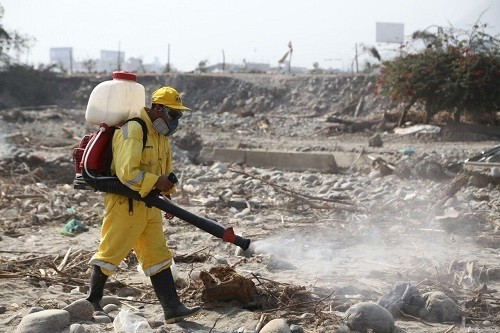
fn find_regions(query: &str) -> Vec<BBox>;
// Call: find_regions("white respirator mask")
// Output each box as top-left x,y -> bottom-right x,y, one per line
152,117 -> 178,137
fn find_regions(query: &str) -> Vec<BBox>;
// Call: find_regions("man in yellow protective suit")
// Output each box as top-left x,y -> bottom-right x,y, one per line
86,86 -> 201,323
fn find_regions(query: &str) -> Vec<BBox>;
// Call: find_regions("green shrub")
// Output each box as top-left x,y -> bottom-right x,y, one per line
375,23 -> 500,124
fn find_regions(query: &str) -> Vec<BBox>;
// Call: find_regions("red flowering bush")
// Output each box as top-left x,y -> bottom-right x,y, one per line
376,23 -> 499,124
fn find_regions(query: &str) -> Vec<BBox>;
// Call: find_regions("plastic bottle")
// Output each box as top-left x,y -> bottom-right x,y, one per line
85,71 -> 145,126
113,309 -> 153,333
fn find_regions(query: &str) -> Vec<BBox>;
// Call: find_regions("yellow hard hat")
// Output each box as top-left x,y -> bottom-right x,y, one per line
151,86 -> 191,110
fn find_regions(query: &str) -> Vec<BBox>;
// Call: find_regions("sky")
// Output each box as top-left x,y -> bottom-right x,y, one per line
1,0 -> 499,72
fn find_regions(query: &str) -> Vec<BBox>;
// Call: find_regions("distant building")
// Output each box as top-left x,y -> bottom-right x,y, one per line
142,57 -> 163,73
205,63 -> 237,72
244,62 -> 270,72
204,61 -> 307,74
205,62 -> 271,73
99,50 -> 125,72
124,57 -> 145,73
49,47 -> 73,72
123,56 -> 164,73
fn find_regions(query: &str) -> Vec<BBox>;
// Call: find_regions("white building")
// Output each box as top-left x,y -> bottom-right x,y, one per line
49,47 -> 73,72
99,50 -> 125,72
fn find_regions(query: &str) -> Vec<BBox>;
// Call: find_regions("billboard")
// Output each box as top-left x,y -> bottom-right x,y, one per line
376,22 -> 404,43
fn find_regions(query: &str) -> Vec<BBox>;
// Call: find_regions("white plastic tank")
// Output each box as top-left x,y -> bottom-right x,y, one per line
85,71 -> 145,126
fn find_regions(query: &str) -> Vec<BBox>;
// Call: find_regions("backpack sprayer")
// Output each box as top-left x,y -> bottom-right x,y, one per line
74,172 -> 250,251
73,71 -> 250,251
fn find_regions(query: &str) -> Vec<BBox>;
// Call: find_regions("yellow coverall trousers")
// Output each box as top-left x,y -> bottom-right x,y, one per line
90,193 -> 173,277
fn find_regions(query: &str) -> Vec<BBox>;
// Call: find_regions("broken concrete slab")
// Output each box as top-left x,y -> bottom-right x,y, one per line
332,151 -> 363,168
207,148 -> 339,173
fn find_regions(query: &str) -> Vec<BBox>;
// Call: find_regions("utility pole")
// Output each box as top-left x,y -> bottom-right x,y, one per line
166,43 -> 171,72
117,42 -> 121,71
354,43 -> 359,74
222,49 -> 225,71
69,48 -> 73,74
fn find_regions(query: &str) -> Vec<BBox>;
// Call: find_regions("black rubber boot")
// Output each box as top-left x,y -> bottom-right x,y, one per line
150,267 -> 201,324
86,265 -> 108,312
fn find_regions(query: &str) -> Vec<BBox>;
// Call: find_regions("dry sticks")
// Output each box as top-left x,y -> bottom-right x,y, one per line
229,168 -> 359,212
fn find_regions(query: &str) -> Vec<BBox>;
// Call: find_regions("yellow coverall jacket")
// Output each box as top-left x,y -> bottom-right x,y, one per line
91,107 -> 175,276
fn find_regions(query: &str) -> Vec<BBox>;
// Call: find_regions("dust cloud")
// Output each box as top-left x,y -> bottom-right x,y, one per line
248,208 -> 465,290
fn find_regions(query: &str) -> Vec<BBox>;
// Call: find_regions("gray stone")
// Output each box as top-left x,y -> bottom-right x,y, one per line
369,170 -> 383,179
353,188 -> 365,196
101,295 -> 120,307
63,299 -> 94,322
289,324 -> 304,333
197,175 -> 217,182
260,318 -> 292,333
236,328 -> 257,333
334,324 -> 351,333
344,302 -> 395,333
210,162 -> 228,174
356,191 -> 368,198
299,313 -> 314,319
369,133 -> 383,147
116,286 -> 141,297
103,303 -> 120,313
266,255 -> 297,271
185,178 -> 201,186
418,291 -> 460,323
325,191 -> 342,200
340,183 -> 353,190
94,315 -> 112,323
234,207 -> 251,218
15,309 -> 70,333
27,307 -> 44,314
227,198 -> 248,210
69,323 -> 86,333
491,167 -> 500,177
318,185 -> 330,194
303,174 -> 319,182
0,306 -> 6,314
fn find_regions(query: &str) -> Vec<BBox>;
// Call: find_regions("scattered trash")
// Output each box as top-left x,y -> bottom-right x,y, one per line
466,145 -> 500,163
66,206 -> 76,214
113,309 -> 152,333
394,124 -> 441,135
377,282 -> 424,317
367,155 -> 394,176
399,147 -> 415,156
59,218 -> 89,236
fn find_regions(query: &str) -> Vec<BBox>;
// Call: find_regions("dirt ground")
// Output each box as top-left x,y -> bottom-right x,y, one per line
0,75 -> 499,333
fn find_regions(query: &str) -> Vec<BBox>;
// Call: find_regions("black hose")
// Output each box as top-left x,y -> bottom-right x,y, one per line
85,177 -> 251,250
